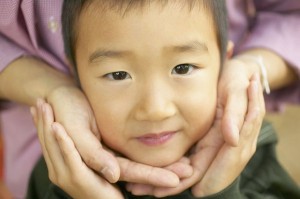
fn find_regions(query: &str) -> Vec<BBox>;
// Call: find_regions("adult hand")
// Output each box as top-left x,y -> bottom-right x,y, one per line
31,101 -> 124,199
126,74 -> 265,197
218,56 -> 261,146
45,86 -> 120,183
192,74 -> 265,196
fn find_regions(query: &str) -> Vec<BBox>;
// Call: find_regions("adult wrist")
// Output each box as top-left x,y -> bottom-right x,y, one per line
233,54 -> 270,94
233,55 -> 270,94
45,83 -> 82,104
0,56 -> 76,105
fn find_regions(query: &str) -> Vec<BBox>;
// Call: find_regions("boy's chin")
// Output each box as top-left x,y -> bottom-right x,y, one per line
131,153 -> 183,167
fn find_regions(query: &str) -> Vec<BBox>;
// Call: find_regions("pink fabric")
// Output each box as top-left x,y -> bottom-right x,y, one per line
0,0 -> 300,198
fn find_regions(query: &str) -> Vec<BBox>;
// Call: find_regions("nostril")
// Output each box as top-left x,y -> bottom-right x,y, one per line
134,103 -> 176,122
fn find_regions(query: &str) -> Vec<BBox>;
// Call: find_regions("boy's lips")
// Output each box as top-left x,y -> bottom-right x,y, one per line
136,131 -> 177,146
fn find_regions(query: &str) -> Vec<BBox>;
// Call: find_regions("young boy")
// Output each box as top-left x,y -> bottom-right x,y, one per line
26,0 -> 300,199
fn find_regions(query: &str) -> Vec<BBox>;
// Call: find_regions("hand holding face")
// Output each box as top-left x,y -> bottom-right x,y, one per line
126,73 -> 265,197
45,86 -> 120,183
31,100 -> 124,199
191,73 -> 265,196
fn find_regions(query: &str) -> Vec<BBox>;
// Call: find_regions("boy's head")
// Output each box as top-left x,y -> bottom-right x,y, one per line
62,0 -> 228,167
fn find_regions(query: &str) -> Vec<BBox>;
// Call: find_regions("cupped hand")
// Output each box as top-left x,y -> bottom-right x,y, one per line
45,86 -> 120,183
31,100 -> 124,199
191,73 -> 265,196
218,56 -> 261,146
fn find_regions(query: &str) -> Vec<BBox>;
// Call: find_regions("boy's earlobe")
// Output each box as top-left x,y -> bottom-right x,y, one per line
226,41 -> 234,58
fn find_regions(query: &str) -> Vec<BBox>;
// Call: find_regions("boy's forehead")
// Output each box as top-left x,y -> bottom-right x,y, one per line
77,0 -> 215,48
73,0 -> 221,69
82,0 -> 210,17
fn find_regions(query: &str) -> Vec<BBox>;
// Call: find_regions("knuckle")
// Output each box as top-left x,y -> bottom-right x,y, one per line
55,176 -> 67,188
83,154 -> 97,168
70,174 -> 82,187
145,167 -> 155,183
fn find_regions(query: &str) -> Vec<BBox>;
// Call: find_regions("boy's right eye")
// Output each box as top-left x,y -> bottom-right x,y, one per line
104,71 -> 131,80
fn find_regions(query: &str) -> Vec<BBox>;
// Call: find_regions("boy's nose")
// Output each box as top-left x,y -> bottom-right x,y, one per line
134,83 -> 176,122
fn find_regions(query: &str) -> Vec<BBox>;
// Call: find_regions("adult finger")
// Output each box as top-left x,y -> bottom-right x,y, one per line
241,73 -> 265,147
52,122 -> 85,174
42,102 -> 67,179
70,130 -> 120,183
192,78 -> 264,196
35,99 -> 55,176
118,157 -> 179,188
219,84 -> 248,146
48,86 -> 120,183
164,157 -> 193,179
145,170 -> 201,197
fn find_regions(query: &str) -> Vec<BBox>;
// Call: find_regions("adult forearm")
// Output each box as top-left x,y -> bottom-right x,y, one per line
0,56 -> 75,106
235,48 -> 298,91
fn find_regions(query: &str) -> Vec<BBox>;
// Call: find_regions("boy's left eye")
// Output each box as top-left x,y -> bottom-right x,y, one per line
171,64 -> 197,75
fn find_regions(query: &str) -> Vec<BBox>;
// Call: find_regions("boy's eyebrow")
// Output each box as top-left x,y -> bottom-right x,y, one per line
88,40 -> 208,63
89,49 -> 129,63
168,40 -> 209,53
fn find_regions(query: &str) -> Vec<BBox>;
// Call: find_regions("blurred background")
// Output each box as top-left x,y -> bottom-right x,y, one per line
266,104 -> 300,185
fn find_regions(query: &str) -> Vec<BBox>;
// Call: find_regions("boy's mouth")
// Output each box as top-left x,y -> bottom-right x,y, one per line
136,131 -> 177,146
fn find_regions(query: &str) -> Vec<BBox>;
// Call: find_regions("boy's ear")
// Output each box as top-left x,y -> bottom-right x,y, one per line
226,40 -> 234,58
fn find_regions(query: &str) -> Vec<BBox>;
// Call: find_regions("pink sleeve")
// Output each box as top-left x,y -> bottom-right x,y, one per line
0,34 -> 30,73
237,2 -> 300,111
240,12 -> 300,76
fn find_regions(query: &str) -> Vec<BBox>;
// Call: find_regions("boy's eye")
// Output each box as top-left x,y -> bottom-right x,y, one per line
105,71 -> 131,80
172,64 -> 196,75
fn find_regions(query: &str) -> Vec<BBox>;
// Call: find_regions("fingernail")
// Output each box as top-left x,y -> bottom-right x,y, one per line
101,167 -> 116,183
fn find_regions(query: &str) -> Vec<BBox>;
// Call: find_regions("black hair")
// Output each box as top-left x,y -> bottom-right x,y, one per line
62,0 -> 228,75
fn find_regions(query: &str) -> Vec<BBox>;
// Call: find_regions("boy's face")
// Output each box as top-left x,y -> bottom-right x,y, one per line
76,2 -> 221,167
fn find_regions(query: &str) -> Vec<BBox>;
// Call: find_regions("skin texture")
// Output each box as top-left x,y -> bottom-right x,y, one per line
76,2 -> 220,167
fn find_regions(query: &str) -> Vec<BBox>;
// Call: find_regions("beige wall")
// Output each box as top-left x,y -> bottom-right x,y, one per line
266,105 -> 300,185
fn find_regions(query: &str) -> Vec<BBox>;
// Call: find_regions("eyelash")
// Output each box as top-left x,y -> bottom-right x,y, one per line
171,64 -> 198,75
104,71 -> 131,80
103,63 -> 198,81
